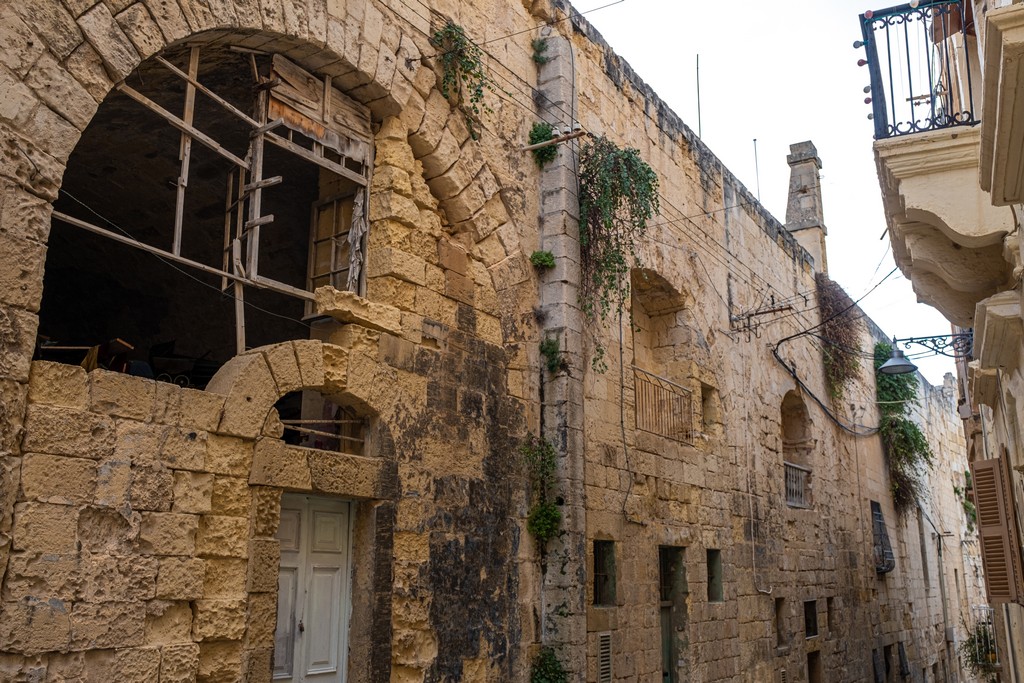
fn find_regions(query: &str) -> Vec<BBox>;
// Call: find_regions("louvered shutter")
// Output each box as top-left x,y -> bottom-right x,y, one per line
971,457 -> 1024,603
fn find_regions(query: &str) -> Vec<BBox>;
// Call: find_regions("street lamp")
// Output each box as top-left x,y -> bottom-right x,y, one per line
877,332 -> 973,376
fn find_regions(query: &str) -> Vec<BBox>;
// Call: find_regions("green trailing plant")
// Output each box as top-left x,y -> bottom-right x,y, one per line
875,341 -> 934,515
577,135 -> 659,367
529,122 -> 558,167
816,273 -> 861,402
521,435 -> 561,545
430,21 -> 497,140
530,249 -> 556,270
531,37 -> 551,65
958,620 -> 999,680
539,337 -> 567,374
530,646 -> 568,683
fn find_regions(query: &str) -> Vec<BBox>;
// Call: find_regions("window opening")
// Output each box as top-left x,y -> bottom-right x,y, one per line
782,391 -> 813,508
659,546 -> 688,683
917,509 -> 931,588
700,382 -> 719,435
825,597 -> 834,637
804,600 -> 818,638
274,391 -> 368,456
43,45 -> 371,376
872,501 -> 896,574
593,540 -> 616,606
706,549 -> 723,602
775,598 -> 788,648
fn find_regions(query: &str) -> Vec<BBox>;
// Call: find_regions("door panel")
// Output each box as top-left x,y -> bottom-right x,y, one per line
275,566 -> 298,678
306,565 -> 342,675
274,494 -> 351,683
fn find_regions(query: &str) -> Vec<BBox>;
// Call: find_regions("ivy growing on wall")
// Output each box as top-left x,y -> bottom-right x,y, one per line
874,341 -> 934,514
521,435 -> 561,544
816,273 -> 861,402
430,22 -> 498,140
577,135 -> 659,366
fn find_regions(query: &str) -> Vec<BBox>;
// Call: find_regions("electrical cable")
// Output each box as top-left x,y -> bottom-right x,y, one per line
768,267 -> 899,437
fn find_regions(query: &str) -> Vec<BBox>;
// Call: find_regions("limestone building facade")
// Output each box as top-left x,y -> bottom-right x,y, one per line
0,0 -> 987,681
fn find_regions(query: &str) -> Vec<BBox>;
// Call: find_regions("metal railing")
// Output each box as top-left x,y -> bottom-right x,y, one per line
965,606 -> 1000,671
784,462 -> 812,508
871,501 -> 896,574
859,0 -> 978,139
633,367 -> 694,445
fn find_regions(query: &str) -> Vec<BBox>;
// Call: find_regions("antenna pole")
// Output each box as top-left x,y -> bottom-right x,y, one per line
753,138 -> 761,201
696,54 -> 702,138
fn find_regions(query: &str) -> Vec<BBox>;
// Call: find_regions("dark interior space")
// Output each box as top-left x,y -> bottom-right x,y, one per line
38,45 -> 334,386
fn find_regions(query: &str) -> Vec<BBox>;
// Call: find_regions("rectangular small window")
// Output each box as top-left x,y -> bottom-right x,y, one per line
825,597 -> 834,637
706,549 -> 723,602
593,540 -> 616,606
804,600 -> 818,638
775,597 -> 788,647
659,546 -> 685,602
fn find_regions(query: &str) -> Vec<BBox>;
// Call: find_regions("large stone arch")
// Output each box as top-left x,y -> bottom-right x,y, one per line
0,0 -> 521,330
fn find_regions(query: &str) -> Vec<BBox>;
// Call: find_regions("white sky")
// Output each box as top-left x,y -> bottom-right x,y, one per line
579,0 -> 958,386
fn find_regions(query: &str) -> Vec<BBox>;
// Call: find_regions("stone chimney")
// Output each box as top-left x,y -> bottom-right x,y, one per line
785,141 -> 828,273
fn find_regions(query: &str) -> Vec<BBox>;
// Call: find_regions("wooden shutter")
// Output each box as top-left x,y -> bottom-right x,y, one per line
971,457 -> 1024,604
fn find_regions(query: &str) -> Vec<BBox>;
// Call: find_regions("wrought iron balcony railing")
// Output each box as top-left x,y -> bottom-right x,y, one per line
859,0 -> 979,139
633,367 -> 694,445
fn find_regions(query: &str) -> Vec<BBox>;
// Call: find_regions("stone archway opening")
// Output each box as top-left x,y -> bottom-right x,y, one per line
37,38 -> 371,386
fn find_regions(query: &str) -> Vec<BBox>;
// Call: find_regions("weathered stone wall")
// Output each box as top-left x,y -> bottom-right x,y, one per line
0,0 -> 986,681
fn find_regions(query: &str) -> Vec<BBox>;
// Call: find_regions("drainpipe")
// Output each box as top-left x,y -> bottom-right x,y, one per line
919,506 -> 957,683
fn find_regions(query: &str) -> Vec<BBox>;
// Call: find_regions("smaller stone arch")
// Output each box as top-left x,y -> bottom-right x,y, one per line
206,337 -> 400,681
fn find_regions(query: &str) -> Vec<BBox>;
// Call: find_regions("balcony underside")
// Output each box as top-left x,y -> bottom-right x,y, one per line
876,127 -> 1015,327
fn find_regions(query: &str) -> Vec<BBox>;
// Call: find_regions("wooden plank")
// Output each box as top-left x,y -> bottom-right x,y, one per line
245,214 -> 275,229
155,55 -> 261,128
172,47 -> 200,257
243,176 -> 283,192
264,131 -> 368,186
232,239 -> 246,355
246,89 -> 267,279
53,210 -> 248,285
53,210 -> 315,302
116,83 -> 247,168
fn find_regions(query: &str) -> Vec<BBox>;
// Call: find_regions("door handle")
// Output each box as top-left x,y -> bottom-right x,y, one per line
298,620 -> 304,634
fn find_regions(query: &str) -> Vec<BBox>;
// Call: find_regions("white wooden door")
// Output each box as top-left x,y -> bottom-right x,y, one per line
274,494 -> 352,682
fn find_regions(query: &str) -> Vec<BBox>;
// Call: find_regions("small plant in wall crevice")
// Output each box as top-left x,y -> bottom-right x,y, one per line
530,249 -> 556,270
529,122 -> 559,167
539,336 -> 567,374
530,646 -> 568,683
521,435 -> 561,545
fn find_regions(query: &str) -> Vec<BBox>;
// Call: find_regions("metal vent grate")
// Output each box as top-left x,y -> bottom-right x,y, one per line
598,632 -> 612,683
780,669 -> 788,683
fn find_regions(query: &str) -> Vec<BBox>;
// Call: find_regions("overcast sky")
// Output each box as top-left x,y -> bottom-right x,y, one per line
578,0 -> 957,386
